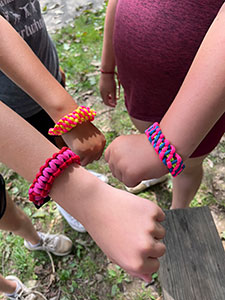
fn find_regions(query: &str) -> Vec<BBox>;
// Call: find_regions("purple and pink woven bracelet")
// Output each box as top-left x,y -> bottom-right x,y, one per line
29,147 -> 80,208
145,122 -> 185,177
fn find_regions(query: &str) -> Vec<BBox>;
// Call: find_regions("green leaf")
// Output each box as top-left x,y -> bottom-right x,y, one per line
111,284 -> 118,297
108,269 -> 117,278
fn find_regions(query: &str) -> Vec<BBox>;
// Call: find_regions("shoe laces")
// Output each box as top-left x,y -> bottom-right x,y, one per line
14,288 -> 47,300
39,232 -> 59,252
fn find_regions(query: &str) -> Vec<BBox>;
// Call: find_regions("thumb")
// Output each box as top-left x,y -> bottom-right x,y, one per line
104,146 -> 110,162
139,273 -> 152,283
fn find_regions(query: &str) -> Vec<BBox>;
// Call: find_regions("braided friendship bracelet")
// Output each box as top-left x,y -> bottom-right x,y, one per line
100,68 -> 116,75
29,147 -> 80,208
48,106 -> 96,136
145,122 -> 185,177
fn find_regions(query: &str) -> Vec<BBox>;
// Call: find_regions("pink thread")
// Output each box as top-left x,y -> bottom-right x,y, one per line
29,147 -> 80,208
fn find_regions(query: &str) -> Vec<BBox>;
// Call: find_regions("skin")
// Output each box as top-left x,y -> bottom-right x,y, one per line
0,101 -> 166,283
0,13 -> 164,291
0,16 -> 105,166
0,6 -> 166,295
101,1 -> 225,208
0,193 -> 41,295
99,0 -> 118,107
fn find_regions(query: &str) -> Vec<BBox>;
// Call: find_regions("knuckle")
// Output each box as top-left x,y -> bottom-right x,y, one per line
148,223 -> 157,234
159,244 -> 166,257
160,226 -> 166,238
152,260 -> 160,273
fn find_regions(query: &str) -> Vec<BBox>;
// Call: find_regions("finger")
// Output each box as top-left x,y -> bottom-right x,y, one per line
142,257 -> 160,274
95,151 -> 103,161
108,100 -> 116,107
112,167 -> 123,182
128,270 -> 152,283
153,207 -> 166,222
141,239 -> 166,258
92,149 -> 104,162
100,92 -> 110,106
139,274 -> 152,283
154,222 -> 166,240
80,156 -> 91,166
108,91 -> 117,107
107,95 -> 116,107
107,158 -> 123,182
129,257 -> 160,277
102,93 -> 114,107
150,240 -> 166,258
104,146 -> 110,162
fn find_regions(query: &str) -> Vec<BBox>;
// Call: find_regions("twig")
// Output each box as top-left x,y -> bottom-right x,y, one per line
1,250 -> 5,274
46,251 -> 56,288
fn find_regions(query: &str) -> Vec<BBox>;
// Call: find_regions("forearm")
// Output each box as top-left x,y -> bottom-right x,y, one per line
0,16 -> 77,122
0,101 -> 97,220
0,101 -> 60,180
101,0 -> 118,71
160,4 -> 225,160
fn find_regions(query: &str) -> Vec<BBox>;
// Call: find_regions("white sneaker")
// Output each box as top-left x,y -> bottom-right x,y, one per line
24,232 -> 73,256
56,170 -> 108,232
125,175 -> 168,194
5,275 -> 46,300
56,203 -> 87,233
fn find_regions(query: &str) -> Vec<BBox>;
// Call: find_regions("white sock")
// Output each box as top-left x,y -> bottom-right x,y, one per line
5,281 -> 20,297
26,233 -> 42,248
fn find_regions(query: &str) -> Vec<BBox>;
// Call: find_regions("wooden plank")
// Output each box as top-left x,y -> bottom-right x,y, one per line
159,206 -> 225,300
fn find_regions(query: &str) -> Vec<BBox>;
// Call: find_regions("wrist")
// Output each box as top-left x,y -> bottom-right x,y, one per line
100,59 -> 116,73
159,121 -> 190,161
48,106 -> 96,136
29,147 -> 80,208
50,166 -> 106,226
100,68 -> 116,74
145,123 -> 185,177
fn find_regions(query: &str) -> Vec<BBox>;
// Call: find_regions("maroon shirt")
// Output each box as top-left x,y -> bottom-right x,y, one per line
114,0 -> 225,157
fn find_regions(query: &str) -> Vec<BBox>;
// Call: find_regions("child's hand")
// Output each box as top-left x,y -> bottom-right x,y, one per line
105,134 -> 168,186
99,73 -> 117,107
82,181 -> 166,282
52,166 -> 166,282
62,122 -> 106,166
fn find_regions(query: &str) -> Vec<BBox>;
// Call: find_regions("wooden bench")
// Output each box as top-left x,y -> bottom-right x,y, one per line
159,206 -> 225,300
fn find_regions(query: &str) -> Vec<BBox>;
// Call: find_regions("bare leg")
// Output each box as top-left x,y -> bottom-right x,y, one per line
0,193 -> 40,295
0,191 -> 40,245
171,155 -> 207,209
0,274 -> 16,294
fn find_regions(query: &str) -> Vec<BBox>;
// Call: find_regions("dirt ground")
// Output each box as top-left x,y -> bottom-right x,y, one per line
41,0 -> 104,33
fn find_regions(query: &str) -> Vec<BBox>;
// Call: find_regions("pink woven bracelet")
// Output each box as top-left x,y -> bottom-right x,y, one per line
145,122 -> 185,177
29,147 -> 80,208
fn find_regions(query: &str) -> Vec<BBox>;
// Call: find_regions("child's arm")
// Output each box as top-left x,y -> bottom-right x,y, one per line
99,0 -> 118,107
105,3 -> 225,186
0,16 -> 105,166
0,100 -> 166,282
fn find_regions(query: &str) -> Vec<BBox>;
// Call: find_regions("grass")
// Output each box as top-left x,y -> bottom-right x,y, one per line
0,2 -> 224,299
54,4 -> 105,96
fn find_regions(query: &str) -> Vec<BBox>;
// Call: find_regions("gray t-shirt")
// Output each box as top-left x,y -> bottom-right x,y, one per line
0,0 -> 61,118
